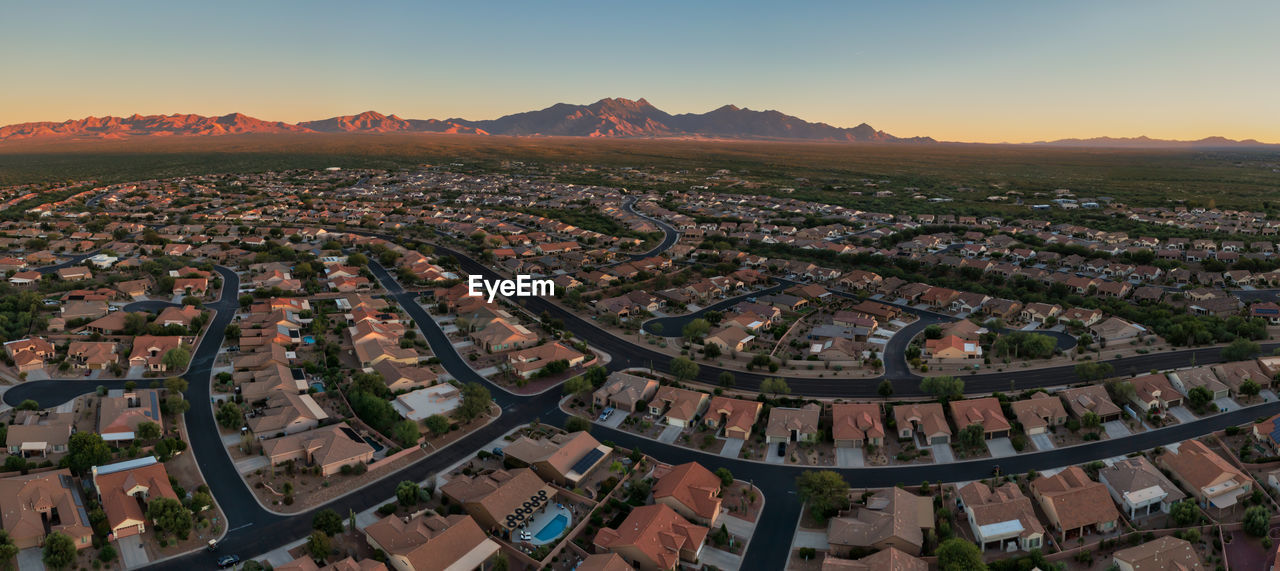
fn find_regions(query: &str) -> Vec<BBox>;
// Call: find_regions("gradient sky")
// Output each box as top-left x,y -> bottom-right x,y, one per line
3,1 -> 1277,143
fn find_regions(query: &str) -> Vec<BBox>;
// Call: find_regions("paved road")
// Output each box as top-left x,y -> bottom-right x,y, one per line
31,250 -> 101,275
123,300 -> 182,313
622,197 -> 680,261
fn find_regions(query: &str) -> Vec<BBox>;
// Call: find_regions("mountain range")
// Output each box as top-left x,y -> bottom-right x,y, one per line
0,98 -> 931,143
0,98 -> 1272,147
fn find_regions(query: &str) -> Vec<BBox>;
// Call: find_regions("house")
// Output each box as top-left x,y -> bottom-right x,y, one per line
501,431 -> 611,486
1099,456 -> 1186,519
831,404 -> 884,448
354,337 -> 419,372
115,279 -> 150,299
1020,302 -> 1061,323
506,341 -> 587,379
1211,359 -> 1272,395
766,404 -> 822,444
1112,536 -> 1204,571
91,457 -> 179,540
7,271 -> 40,287
649,386 -> 710,428
128,336 -> 189,372
249,391 -> 329,437
653,462 -> 723,526
0,469 -> 94,550
704,396 -> 762,440
1158,440 -> 1253,511
593,504 -> 708,571
275,557 -> 387,571
949,397 -> 1011,440
470,318 -> 538,352
956,482 -> 1046,552
1090,317 -> 1146,345
6,411 -> 74,456
61,299 -> 110,321
363,512 -> 499,571
372,360 -> 438,393
893,403 -> 951,445
56,266 -> 92,281
67,341 -> 119,370
97,389 -> 163,443
1009,392 -> 1068,435
1060,307 -> 1103,326
1030,466 -> 1120,538
818,548 -> 927,571
704,325 -> 755,353
924,335 -> 982,361
155,305 -> 203,328
4,337 -> 56,373
593,372 -> 659,412
827,487 -> 934,556
1057,385 -> 1123,422
261,423 -> 375,476
1253,414 -> 1280,452
439,468 -> 556,532
1128,373 -> 1183,415
1168,366 -> 1230,400
1250,302 -> 1280,325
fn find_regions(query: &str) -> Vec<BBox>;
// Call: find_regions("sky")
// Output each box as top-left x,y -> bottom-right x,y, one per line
2,1 -> 1278,143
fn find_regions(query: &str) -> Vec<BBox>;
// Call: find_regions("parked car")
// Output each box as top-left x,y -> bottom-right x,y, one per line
217,555 -> 240,569
776,442 -> 786,457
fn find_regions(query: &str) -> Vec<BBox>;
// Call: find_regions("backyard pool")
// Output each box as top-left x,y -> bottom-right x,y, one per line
528,506 -> 572,545
302,335 -> 316,344
309,382 -> 325,393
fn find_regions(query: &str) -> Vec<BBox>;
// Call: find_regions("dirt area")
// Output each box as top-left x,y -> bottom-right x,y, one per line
884,438 -> 935,465
722,482 -> 763,522
143,415 -> 228,561
786,548 -> 826,570
246,447 -> 427,513
286,528 -> 377,564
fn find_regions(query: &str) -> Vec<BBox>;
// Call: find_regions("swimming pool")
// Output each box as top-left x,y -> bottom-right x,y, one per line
533,513 -> 569,543
309,382 -> 325,393
303,335 -> 316,344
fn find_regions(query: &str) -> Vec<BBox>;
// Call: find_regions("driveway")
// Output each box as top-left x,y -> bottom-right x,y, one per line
1167,406 -> 1197,424
1030,432 -> 1055,450
1215,397 -> 1242,413
235,456 -> 269,474
765,442 -> 787,464
836,447 -> 865,467
126,365 -> 147,377
931,443 -> 955,463
987,437 -> 1017,458
597,412 -> 627,429
720,437 -> 746,459
720,513 -> 756,539
791,530 -> 829,550
657,424 -> 683,444
117,536 -> 149,569
1103,420 -> 1132,439
699,546 -> 742,571
17,548 -> 44,571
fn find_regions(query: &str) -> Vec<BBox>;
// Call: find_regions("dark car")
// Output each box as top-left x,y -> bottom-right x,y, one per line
776,442 -> 786,457
217,555 -> 240,568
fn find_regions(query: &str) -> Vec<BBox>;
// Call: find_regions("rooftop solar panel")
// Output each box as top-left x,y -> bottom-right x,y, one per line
570,448 -> 605,475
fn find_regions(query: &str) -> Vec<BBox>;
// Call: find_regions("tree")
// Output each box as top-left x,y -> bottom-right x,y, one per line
1170,499 -> 1199,526
958,424 -> 985,450
1223,338 -> 1262,362
148,497 -> 193,538
1081,412 -> 1101,430
64,432 -> 112,475
936,537 -> 987,571
491,552 -> 509,571
0,530 -> 17,568
307,530 -> 332,562
703,342 -> 721,359
563,375 -> 593,397
41,532 -> 76,570
718,371 -> 735,387
565,416 -> 592,433
760,377 -> 790,396
682,318 -> 711,342
396,481 -> 421,507
216,401 -> 244,429
670,357 -> 700,382
1187,386 -> 1214,412
187,492 -> 213,513
1075,361 -> 1114,381
920,376 -> 964,399
715,467 -> 734,487
877,380 -> 894,399
1241,380 -> 1262,401
313,509 -> 344,536
161,347 -> 191,372
137,421 -> 162,440
163,394 -> 190,416
392,420 -> 420,446
164,376 -> 189,394
457,382 -> 491,422
796,470 -> 849,521
924,325 -> 943,339
16,400 -> 39,411
424,414 -> 450,436
1245,505 -> 1271,537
